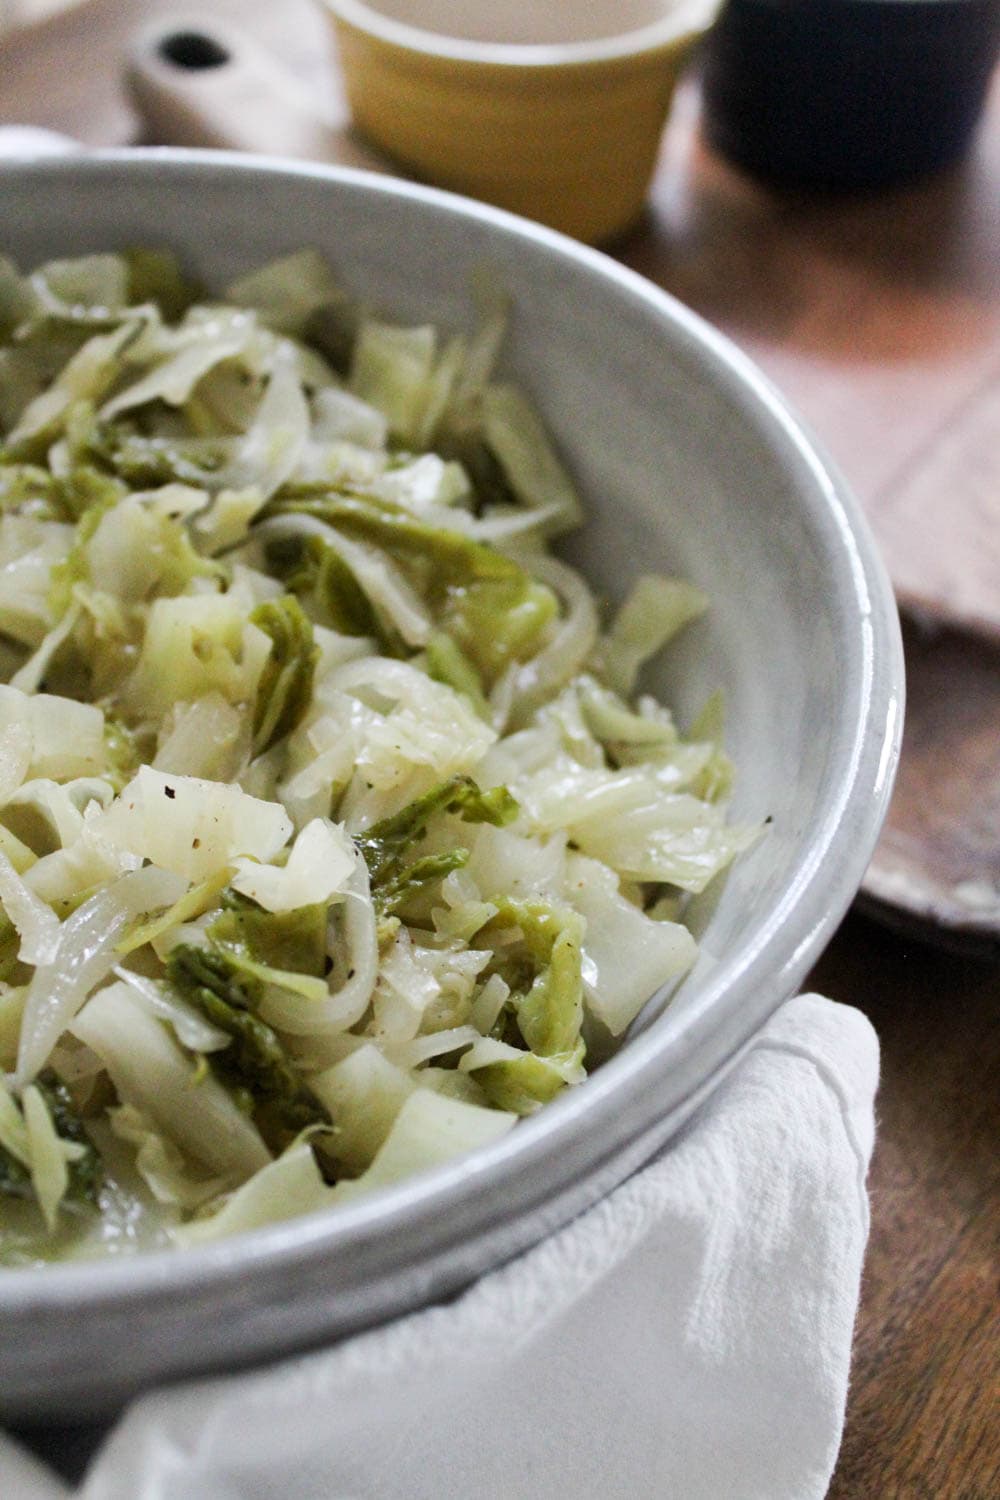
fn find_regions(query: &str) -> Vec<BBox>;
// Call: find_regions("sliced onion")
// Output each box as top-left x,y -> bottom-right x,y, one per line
23,1083 -> 68,1230
10,602 -> 82,695
219,354 -> 310,500
0,849 -> 61,966
387,1025 -> 481,1069
505,554 -> 598,729
16,864 -> 185,1086
259,860 -> 377,1036
254,514 -> 432,646
111,965 -> 231,1054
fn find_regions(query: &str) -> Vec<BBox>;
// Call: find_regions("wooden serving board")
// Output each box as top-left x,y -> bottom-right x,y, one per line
630,72 -> 1000,947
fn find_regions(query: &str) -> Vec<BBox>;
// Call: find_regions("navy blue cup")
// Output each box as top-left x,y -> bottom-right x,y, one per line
701,0 -> 1000,191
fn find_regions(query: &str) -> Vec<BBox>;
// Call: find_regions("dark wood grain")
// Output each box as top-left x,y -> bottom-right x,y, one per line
626,66 -> 1000,641
809,917 -> 1000,1500
862,620 -> 1000,948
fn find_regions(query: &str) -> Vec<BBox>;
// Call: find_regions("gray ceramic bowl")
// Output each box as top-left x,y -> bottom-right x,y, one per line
0,151 -> 903,1419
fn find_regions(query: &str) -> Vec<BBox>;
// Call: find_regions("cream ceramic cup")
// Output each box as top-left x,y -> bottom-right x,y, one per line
321,0 -> 719,243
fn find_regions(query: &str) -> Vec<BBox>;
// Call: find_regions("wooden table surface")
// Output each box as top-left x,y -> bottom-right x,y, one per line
1,3 -> 998,1494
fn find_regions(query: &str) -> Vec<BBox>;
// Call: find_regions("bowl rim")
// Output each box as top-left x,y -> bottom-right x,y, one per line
321,0 -> 719,68
0,150 -> 903,1385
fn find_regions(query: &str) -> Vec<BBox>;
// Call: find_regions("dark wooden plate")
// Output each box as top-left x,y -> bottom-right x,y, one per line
860,614 -> 1000,953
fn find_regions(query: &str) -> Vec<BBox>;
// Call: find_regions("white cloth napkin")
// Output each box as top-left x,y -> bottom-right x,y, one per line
3,992 -> 878,1500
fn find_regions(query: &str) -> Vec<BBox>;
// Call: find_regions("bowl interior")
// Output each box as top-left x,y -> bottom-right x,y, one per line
0,153 -> 901,1415
4,154 -> 854,1027
0,145 -> 893,1227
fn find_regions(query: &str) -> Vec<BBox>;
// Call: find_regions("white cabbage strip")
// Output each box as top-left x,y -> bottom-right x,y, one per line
16,865 -> 186,1086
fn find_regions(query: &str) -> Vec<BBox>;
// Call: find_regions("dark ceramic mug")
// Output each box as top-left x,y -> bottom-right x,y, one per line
701,0 -> 1000,191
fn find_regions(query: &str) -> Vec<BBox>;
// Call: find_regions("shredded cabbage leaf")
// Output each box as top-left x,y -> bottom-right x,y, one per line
0,248 -> 759,1263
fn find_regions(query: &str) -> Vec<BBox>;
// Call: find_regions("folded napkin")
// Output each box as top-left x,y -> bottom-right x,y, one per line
3,992 -> 878,1500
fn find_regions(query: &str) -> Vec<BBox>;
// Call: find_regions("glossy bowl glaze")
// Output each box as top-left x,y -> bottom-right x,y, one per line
321,0 -> 719,243
0,151 -> 902,1418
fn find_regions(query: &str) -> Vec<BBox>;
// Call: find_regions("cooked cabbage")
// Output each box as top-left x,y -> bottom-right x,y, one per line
0,248 -> 758,1263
